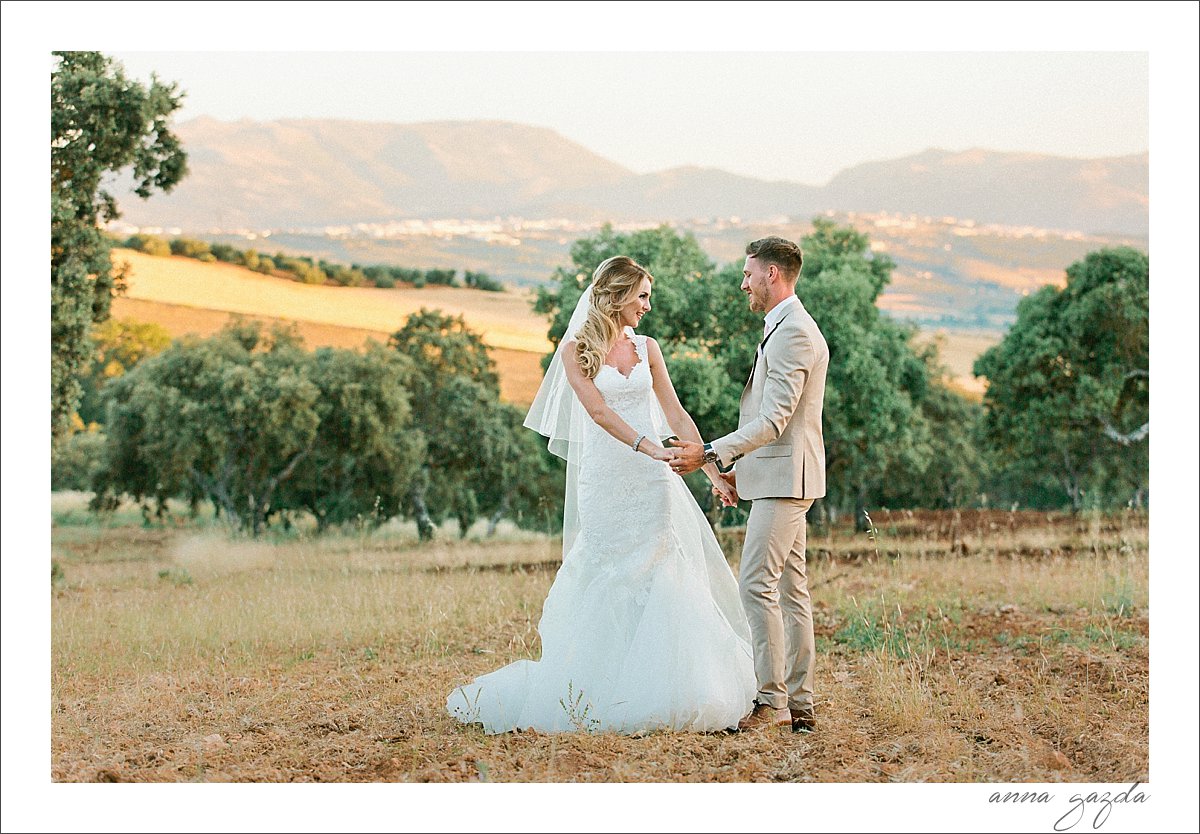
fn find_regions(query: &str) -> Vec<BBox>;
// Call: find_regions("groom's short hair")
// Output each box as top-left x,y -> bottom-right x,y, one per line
746,237 -> 803,283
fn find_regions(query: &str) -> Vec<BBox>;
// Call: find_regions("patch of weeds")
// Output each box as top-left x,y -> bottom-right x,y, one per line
831,600 -> 913,658
1100,582 -> 1137,618
936,602 -> 966,625
559,681 -> 599,733
1005,624 -> 1142,654
448,685 -> 485,729
1083,623 -> 1144,650
157,567 -> 194,587
52,560 -> 66,586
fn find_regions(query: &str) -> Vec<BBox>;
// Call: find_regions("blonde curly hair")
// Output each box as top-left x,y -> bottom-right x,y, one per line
574,256 -> 653,379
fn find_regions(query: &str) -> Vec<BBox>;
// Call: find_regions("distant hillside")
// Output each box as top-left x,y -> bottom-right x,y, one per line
117,118 -> 633,229
822,148 -> 1149,235
521,166 -> 824,223
115,118 -> 1148,235
110,248 -> 995,404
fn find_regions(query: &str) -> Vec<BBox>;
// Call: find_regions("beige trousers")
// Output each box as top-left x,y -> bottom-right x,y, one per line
740,497 -> 816,710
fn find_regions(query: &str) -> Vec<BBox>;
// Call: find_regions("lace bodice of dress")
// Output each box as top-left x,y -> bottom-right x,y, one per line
585,332 -> 657,454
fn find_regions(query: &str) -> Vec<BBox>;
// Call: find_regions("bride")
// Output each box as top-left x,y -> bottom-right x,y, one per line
446,256 -> 755,734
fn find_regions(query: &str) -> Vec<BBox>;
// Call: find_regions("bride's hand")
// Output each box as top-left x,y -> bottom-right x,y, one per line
641,441 -> 673,462
711,472 -> 739,507
705,472 -> 734,506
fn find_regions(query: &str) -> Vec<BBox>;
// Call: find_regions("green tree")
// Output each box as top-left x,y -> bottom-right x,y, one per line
169,237 -> 214,261
464,270 -> 504,292
975,247 -> 1149,510
51,51 -> 187,441
798,220 -> 935,525
386,309 -> 537,537
93,323 -> 321,535
879,360 -> 987,510
51,428 -> 107,492
76,318 -> 172,426
275,344 -> 425,532
123,234 -> 171,257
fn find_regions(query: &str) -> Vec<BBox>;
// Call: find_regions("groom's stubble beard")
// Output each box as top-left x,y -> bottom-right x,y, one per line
747,285 -> 768,314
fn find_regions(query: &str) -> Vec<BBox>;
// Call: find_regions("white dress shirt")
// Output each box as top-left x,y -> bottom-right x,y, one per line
762,295 -> 799,341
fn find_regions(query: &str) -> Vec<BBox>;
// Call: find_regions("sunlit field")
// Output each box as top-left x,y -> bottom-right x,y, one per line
108,296 -> 545,407
50,492 -> 1147,783
109,249 -> 550,406
108,248 -> 1004,409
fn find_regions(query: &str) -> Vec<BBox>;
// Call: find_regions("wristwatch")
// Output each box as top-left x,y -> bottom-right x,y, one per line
702,443 -> 720,465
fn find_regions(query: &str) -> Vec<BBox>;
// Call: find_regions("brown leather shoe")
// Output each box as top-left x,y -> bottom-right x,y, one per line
737,702 -> 790,732
790,706 -> 816,733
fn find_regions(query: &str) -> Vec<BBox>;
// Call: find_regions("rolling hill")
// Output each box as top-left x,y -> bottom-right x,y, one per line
109,248 -> 994,404
114,118 -> 1148,236
109,249 -> 552,405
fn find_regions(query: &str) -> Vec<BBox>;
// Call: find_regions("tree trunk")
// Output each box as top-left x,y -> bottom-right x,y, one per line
809,498 -> 828,536
410,486 -> 435,541
1130,484 -> 1146,510
1060,450 -> 1083,514
854,486 -> 871,533
486,496 -> 510,537
253,448 -> 310,537
191,465 -> 242,531
826,502 -> 841,528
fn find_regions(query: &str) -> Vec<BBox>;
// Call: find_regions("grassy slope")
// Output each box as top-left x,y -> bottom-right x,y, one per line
112,249 -> 550,406
111,248 -> 996,404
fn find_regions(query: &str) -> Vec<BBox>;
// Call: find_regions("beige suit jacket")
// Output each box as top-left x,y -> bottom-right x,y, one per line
710,299 -> 828,501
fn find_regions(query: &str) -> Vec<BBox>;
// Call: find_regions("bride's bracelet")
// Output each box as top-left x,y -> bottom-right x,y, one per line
632,433 -> 646,453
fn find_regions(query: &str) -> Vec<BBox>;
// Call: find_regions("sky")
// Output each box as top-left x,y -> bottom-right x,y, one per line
3,3 -> 1199,832
105,50 -> 1150,186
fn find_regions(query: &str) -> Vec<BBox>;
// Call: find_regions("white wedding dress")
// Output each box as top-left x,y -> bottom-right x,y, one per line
446,333 -> 756,734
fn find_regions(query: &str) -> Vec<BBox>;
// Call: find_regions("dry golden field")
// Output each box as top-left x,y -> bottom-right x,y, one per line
110,296 -> 546,407
112,249 -> 551,354
913,330 -> 1002,399
109,249 -> 999,406
50,493 -> 1148,785
111,249 -> 551,406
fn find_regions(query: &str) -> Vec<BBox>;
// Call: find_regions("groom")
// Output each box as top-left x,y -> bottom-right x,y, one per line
669,236 -> 828,733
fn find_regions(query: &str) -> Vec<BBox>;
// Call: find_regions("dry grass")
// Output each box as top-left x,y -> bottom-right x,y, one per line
912,330 -> 1002,399
113,249 -> 551,354
110,249 -> 1001,407
50,496 -> 1148,784
109,296 -> 545,406
110,248 -> 550,406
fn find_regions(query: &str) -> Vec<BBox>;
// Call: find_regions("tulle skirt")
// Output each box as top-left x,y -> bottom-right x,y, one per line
447,459 -> 755,734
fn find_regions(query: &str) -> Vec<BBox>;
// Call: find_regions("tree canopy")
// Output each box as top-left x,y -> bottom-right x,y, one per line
975,247 -> 1149,509
51,51 -> 187,441
388,309 -> 555,538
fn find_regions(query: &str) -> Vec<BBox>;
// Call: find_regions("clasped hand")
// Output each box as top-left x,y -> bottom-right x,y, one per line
657,438 -> 739,507
640,440 -> 673,462
711,471 -> 738,507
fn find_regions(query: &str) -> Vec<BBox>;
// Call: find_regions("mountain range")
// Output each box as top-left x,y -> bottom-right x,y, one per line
114,118 -> 1149,236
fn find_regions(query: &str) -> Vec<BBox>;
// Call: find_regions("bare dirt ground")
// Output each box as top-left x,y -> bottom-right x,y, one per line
51,501 -> 1148,784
